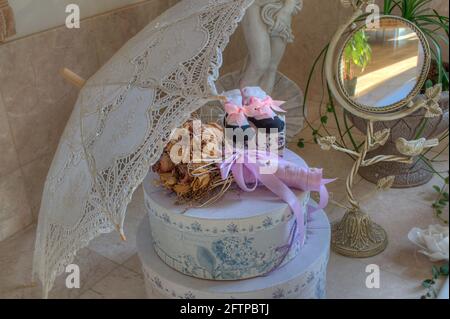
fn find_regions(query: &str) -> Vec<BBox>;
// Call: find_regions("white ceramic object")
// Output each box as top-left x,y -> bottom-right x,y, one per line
137,207 -> 330,299
240,0 -> 303,93
143,150 -> 310,281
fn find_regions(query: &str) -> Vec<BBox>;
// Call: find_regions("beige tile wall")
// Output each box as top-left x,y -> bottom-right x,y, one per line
0,0 -> 448,241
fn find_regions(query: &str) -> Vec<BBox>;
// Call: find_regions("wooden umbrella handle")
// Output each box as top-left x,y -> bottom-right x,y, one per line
60,68 -> 228,107
60,68 -> 86,89
0,0 -> 16,42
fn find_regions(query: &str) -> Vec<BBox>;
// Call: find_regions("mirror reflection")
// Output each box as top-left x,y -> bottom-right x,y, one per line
340,18 -> 426,109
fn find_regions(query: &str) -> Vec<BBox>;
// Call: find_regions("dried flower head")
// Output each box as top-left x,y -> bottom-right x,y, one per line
191,171 -> 211,192
158,153 -> 175,173
160,173 -> 177,188
173,183 -> 191,196
152,120 -> 228,205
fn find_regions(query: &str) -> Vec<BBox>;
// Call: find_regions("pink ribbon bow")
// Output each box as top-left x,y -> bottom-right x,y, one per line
224,102 -> 249,127
245,96 -> 286,120
220,151 -> 334,247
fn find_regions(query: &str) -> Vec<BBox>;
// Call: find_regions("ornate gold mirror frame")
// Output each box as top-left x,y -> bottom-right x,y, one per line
322,0 -> 442,258
336,16 -> 431,117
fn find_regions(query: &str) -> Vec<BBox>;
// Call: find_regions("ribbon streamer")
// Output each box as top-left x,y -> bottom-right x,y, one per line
220,151 -> 334,246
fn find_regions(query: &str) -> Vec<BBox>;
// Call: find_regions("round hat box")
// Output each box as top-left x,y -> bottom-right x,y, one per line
137,207 -> 330,299
143,150 -> 310,281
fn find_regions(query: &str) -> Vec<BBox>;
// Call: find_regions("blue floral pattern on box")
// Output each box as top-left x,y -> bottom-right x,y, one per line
143,220 -> 330,299
174,236 -> 294,280
263,217 -> 274,228
145,251 -> 329,299
144,195 -> 308,235
145,187 -> 311,281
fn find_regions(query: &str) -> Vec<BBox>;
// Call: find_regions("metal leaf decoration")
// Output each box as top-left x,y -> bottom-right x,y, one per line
407,97 -> 426,109
425,84 -> 442,102
340,0 -> 354,8
424,102 -> 444,118
407,84 -> 442,118
376,176 -> 396,191
340,0 -> 374,9
424,84 -> 443,118
372,128 -> 390,148
317,136 -> 337,151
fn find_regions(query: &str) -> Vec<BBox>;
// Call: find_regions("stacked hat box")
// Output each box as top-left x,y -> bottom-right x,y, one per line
138,149 -> 331,299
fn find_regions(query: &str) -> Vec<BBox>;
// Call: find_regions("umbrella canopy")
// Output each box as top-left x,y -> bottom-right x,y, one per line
33,0 -> 254,297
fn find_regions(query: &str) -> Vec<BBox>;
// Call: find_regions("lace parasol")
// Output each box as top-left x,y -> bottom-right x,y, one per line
32,0 -> 254,298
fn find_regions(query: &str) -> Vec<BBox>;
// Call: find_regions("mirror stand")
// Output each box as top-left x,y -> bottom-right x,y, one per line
321,1 -> 442,258
327,121 -> 412,257
322,99 -> 442,258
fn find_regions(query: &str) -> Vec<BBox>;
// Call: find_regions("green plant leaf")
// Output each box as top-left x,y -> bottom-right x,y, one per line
297,139 -> 305,149
422,279 -> 435,288
343,29 -> 373,75
432,266 -> 440,279
440,263 -> 449,276
438,199 -> 448,206
320,116 -> 329,125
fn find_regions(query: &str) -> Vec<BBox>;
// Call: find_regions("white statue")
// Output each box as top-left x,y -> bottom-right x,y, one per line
240,0 -> 303,94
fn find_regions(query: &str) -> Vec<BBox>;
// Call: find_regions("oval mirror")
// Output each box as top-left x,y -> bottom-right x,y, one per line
337,16 -> 431,116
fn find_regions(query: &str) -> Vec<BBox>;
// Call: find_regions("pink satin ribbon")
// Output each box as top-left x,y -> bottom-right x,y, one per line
224,102 -> 249,127
245,96 -> 286,120
220,151 -> 334,246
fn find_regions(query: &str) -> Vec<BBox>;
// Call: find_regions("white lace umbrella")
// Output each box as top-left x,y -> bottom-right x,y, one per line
33,0 -> 253,297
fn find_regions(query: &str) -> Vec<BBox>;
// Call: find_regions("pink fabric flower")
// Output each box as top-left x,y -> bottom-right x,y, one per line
224,102 -> 249,127
245,96 -> 286,120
